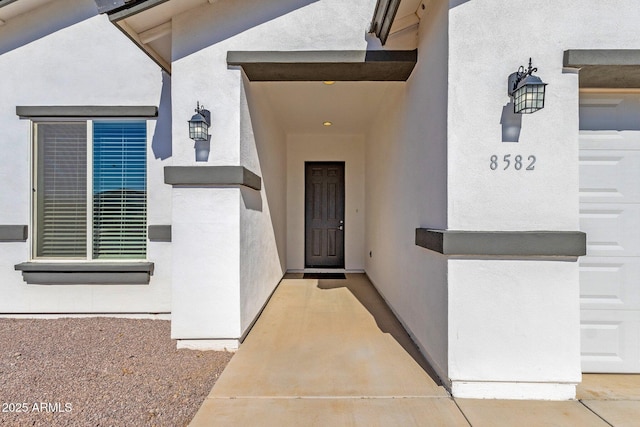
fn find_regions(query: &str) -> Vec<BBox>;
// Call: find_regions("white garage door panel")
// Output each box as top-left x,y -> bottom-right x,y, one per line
581,310 -> 640,373
580,204 -> 640,256
579,92 -> 640,373
580,150 -> 640,203
580,257 -> 640,310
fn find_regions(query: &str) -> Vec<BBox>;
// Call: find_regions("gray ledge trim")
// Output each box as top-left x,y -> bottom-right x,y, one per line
148,225 -> 171,242
415,229 -> 587,257
227,50 -> 417,81
14,262 -> 154,285
164,166 -> 261,190
563,50 -> 640,88
16,106 -> 158,119
0,225 -> 27,242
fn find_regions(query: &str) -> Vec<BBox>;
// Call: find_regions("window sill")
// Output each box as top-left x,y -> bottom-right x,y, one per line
14,262 -> 154,285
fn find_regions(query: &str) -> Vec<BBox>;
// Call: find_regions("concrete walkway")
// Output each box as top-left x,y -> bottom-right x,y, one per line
190,274 -> 640,426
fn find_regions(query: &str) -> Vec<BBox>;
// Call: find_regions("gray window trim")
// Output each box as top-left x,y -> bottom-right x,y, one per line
415,229 -> 587,257
148,225 -> 171,242
227,50 -> 417,82
0,225 -> 28,242
164,166 -> 261,190
14,262 -> 154,285
16,106 -> 158,119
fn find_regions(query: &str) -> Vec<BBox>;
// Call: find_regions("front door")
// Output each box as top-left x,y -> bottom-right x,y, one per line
305,162 -> 345,268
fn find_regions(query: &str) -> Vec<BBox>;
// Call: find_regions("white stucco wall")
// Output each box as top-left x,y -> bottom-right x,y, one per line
364,0 -> 450,382
0,0 -> 171,314
238,78 -> 287,333
287,134 -> 366,271
442,0 -> 640,398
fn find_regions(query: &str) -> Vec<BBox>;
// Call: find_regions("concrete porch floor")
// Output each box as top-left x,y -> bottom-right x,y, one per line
190,274 -> 640,426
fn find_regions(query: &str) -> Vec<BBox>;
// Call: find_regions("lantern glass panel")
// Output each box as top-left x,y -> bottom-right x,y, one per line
514,83 -> 546,114
189,120 -> 208,141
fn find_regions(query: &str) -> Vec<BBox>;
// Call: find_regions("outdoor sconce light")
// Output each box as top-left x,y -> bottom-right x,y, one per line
508,58 -> 547,114
188,102 -> 211,141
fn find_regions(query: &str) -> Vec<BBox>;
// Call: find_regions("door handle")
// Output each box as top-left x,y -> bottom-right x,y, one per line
338,220 -> 344,231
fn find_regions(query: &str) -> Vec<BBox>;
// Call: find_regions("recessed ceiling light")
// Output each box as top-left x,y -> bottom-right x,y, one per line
323,121 -> 332,126
323,81 -> 335,85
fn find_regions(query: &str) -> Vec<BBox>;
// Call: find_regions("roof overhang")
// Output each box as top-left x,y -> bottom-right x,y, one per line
95,0 -> 212,73
227,50 -> 418,82
369,0 -> 431,45
564,49 -> 640,88
0,0 -> 55,25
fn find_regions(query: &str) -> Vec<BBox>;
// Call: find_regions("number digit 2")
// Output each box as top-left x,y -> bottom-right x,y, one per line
526,155 -> 536,170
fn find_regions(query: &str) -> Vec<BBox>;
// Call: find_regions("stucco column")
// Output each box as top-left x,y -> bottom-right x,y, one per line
167,43 -> 244,350
442,29 -> 584,398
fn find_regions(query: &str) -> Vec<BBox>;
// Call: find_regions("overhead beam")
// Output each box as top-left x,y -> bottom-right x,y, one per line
227,49 -> 417,81
564,49 -> 640,88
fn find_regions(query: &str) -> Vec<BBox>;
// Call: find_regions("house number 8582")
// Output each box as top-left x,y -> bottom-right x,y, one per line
490,154 -> 536,171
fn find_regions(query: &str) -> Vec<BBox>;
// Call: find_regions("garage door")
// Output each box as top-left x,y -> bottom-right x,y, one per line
580,92 -> 640,373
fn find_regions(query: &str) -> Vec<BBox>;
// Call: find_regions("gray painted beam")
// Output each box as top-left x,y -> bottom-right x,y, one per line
227,50 -> 417,81
14,262 -> 154,285
0,225 -> 27,242
164,166 -> 262,190
148,225 -> 171,242
16,106 -> 158,118
563,50 -> 640,88
415,229 -> 587,257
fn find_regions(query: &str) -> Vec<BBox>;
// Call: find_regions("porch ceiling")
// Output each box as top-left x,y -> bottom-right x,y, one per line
252,81 -> 401,134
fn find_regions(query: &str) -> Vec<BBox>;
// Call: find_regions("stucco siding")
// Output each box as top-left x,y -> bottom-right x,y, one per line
0,0 -> 170,313
238,77 -> 287,334
364,0 -> 450,383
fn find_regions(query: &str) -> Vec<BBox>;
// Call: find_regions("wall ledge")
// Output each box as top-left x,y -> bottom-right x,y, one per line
415,229 -> 587,257
164,166 -> 261,190
14,262 -> 154,285
0,225 -> 28,242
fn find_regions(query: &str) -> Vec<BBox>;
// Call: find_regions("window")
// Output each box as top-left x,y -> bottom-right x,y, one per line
34,120 -> 147,260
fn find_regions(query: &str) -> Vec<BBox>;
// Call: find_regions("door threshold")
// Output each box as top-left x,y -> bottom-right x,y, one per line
287,268 -> 364,273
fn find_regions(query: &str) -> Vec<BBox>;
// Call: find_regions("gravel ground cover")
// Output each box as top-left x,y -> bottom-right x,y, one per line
0,318 -> 233,426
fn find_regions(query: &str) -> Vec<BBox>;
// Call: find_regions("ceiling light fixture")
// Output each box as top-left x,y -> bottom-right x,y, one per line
323,81 -> 335,85
323,121 -> 332,126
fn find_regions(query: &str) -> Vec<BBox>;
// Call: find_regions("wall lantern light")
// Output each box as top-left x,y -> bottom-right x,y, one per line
188,102 -> 211,141
508,58 -> 547,114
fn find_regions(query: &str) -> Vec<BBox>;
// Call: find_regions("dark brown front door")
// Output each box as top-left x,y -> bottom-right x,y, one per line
305,162 -> 345,268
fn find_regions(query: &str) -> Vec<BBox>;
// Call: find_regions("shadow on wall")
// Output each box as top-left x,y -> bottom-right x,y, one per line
152,71 -> 173,160
0,0 -> 97,56
501,101 -> 523,142
317,276 -> 443,386
240,186 -> 263,212
173,0 -> 319,61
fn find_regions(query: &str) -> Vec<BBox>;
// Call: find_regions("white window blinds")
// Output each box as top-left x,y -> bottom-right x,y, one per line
92,121 -> 147,259
36,123 -> 88,258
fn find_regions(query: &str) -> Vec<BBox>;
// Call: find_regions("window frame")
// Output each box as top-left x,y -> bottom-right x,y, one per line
31,117 -> 149,262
